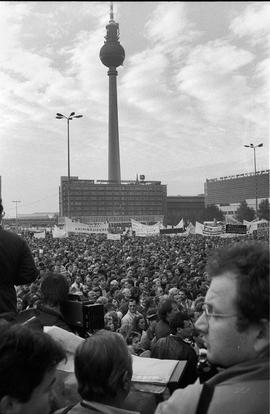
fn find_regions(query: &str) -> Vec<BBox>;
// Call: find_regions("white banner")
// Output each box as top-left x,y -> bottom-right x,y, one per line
33,231 -> 46,239
195,222 -> 224,236
186,222 -> 195,234
107,233 -> 121,240
52,225 -> 67,238
131,218 -> 161,236
175,218 -> 184,229
64,217 -> 108,234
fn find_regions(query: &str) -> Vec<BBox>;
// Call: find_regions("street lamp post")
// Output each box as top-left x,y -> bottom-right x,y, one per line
244,143 -> 263,217
12,200 -> 21,232
56,112 -> 83,218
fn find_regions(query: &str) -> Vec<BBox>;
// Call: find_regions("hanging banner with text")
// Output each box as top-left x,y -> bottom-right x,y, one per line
64,217 -> 108,234
131,218 -> 161,237
225,224 -> 247,234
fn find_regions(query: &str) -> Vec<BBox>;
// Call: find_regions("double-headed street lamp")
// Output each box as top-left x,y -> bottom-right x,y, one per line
244,142 -> 263,217
56,112 -> 83,218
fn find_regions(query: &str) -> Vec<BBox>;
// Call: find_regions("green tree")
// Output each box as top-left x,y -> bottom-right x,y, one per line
236,200 -> 255,222
258,199 -> 269,221
200,205 -> 224,222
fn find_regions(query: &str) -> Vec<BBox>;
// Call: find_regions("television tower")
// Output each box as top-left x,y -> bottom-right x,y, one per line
100,2 -> 125,183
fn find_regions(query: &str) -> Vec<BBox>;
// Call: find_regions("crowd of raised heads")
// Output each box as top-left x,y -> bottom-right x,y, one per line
14,232 -> 267,350
0,218 -> 269,414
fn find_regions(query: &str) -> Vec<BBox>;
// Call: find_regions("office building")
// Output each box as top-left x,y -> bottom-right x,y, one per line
205,170 -> 270,215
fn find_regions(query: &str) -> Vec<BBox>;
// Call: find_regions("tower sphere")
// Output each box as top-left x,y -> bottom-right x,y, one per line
100,42 -> 125,68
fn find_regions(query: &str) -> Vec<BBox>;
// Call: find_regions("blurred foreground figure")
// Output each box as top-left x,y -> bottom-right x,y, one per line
0,323 -> 65,414
155,242 -> 269,414
0,198 -> 38,316
55,329 -> 138,414
16,272 -> 73,332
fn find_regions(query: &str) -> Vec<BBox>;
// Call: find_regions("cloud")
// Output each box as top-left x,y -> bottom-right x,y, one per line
175,40 -> 258,123
230,2 -> 270,48
145,2 -> 200,51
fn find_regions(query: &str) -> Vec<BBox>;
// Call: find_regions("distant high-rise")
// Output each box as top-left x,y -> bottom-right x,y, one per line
100,3 -> 125,183
59,4 -> 167,226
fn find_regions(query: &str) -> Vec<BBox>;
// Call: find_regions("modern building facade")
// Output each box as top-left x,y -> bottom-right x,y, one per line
59,176 -> 167,225
205,170 -> 270,215
167,195 -> 205,225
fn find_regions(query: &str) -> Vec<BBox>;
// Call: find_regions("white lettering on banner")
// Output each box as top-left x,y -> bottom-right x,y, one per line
195,221 -> 224,236
64,217 -> 108,234
131,218 -> 162,236
203,224 -> 224,236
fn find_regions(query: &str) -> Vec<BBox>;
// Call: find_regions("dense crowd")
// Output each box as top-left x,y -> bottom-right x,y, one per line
14,232 -> 264,354
0,209 -> 269,414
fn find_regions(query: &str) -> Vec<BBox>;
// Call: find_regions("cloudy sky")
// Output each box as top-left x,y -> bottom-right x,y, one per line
0,1 -> 269,217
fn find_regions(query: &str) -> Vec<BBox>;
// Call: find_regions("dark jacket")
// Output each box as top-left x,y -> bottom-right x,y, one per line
0,228 -> 38,313
154,319 -> 170,340
155,356 -> 269,414
16,304 -> 74,332
151,335 -> 198,387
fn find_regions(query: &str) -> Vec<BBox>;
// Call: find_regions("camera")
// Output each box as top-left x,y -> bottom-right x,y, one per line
61,294 -> 104,337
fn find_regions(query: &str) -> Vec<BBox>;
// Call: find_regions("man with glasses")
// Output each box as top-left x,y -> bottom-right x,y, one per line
155,242 -> 269,414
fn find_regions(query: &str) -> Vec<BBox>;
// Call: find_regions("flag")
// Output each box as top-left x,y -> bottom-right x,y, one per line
195,221 -> 204,235
186,222 -> 195,234
175,218 -> 184,229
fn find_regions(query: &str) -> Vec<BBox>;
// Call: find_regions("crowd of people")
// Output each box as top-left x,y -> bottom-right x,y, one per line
0,196 -> 269,414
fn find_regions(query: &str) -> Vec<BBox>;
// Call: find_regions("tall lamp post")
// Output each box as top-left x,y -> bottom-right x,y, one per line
56,112 -> 83,218
12,200 -> 21,233
244,143 -> 263,217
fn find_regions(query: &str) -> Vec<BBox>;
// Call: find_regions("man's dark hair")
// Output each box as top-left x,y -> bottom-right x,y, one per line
41,272 -> 69,307
206,242 -> 269,330
75,330 -> 132,402
158,298 -> 176,322
0,323 -> 65,402
126,330 -> 141,346
169,312 -> 190,335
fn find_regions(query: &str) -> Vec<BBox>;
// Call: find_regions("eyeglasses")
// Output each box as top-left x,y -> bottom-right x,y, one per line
202,303 -> 238,319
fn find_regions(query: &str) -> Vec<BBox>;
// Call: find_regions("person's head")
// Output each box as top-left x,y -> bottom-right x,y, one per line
132,315 -> 147,333
0,323 -> 65,414
195,242 -> 269,368
87,290 -> 97,303
85,275 -> 92,288
146,307 -> 158,329
75,330 -> 132,406
158,298 -> 179,323
126,331 -> 142,353
104,313 -> 115,331
97,296 -> 108,306
122,288 -> 131,300
128,298 -> 137,314
41,272 -> 69,307
170,311 -> 194,339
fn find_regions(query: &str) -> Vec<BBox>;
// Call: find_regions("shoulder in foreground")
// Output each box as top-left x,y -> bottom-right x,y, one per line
155,381 -> 202,414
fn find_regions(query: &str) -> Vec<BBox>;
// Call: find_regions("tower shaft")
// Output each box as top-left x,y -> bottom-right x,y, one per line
100,3 -> 125,184
108,68 -> 121,182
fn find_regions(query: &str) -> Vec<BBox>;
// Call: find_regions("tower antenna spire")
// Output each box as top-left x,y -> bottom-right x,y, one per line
110,1 -> 114,22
